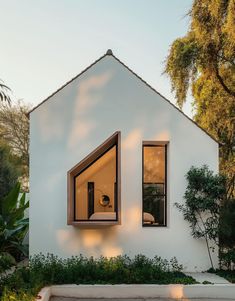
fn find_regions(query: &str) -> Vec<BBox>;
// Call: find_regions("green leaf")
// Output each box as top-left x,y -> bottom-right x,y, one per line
19,192 -> 26,207
6,201 -> 29,226
2,182 -> 20,215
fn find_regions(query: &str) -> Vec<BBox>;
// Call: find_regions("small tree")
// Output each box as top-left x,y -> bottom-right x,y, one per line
175,165 -> 226,269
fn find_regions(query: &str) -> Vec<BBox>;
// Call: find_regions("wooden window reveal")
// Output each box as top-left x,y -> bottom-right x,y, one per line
67,132 -> 121,226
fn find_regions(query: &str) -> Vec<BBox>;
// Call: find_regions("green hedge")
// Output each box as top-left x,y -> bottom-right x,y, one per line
0,254 -> 196,300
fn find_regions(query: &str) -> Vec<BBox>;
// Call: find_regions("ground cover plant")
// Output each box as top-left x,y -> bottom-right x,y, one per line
0,253 -> 197,300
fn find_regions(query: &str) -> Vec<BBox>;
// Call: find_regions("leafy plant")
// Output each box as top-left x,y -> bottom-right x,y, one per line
0,183 -> 29,261
0,253 -> 196,299
0,253 -> 16,273
175,165 -> 226,269
1,288 -> 35,301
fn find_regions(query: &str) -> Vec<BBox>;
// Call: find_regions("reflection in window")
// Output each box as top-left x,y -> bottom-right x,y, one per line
143,145 -> 167,226
75,146 -> 117,221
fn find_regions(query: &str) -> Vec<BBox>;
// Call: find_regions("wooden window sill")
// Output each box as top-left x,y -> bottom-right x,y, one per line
68,220 -> 120,227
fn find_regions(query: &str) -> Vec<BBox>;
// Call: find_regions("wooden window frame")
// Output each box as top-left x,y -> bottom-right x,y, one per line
142,141 -> 168,227
67,131 -> 121,226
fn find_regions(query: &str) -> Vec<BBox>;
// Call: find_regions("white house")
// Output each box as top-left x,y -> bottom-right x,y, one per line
29,50 -> 219,271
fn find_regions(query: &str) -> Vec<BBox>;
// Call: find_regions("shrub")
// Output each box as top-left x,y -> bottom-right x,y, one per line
0,253 -> 196,298
175,165 -> 226,269
27,253 -> 189,285
1,288 -> 35,301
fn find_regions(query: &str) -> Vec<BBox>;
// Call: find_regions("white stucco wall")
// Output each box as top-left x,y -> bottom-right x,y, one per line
29,55 -> 219,271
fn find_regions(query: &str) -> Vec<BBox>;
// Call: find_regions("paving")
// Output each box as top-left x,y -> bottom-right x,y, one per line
50,298 -> 234,301
185,272 -> 230,284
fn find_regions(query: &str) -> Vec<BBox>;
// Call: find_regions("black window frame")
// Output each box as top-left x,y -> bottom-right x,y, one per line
142,143 -> 168,227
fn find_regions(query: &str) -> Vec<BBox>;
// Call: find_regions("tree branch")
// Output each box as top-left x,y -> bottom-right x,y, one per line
215,66 -> 235,97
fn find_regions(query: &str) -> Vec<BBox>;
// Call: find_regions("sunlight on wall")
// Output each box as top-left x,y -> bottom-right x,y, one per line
76,72 -> 113,112
56,227 -> 122,257
123,128 -> 142,150
80,230 -> 103,248
70,120 -> 96,140
124,205 -> 141,231
101,246 -> 123,258
153,130 -> 170,141
169,285 -> 188,299
68,71 -> 113,150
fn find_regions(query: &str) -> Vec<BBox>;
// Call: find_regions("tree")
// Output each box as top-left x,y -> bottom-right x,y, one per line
165,0 -> 235,197
0,143 -> 18,201
175,166 -> 226,269
219,198 -> 235,269
0,101 -> 30,191
0,81 -> 11,104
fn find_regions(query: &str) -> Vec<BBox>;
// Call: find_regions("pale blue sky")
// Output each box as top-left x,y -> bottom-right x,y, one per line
0,0 -> 193,116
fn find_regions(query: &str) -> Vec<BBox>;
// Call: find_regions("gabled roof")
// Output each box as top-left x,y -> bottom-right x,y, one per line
28,49 -> 219,144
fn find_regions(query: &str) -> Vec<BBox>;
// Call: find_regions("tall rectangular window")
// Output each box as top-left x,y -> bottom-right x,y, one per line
142,143 -> 167,226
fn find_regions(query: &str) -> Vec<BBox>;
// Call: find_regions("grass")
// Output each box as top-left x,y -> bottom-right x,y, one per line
0,253 -> 197,300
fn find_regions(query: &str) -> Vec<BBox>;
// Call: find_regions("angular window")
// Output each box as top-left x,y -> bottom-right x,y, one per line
68,132 -> 121,226
142,143 -> 167,226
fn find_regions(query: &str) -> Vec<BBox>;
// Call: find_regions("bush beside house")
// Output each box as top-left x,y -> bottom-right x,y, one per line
0,253 -> 196,300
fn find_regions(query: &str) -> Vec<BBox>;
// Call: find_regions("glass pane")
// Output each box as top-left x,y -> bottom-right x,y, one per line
143,146 -> 166,226
143,194 -> 165,225
143,146 -> 165,183
143,183 -> 165,196
75,146 -> 117,221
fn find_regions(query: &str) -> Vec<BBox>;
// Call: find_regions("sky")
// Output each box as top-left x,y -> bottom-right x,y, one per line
0,0 -> 193,117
